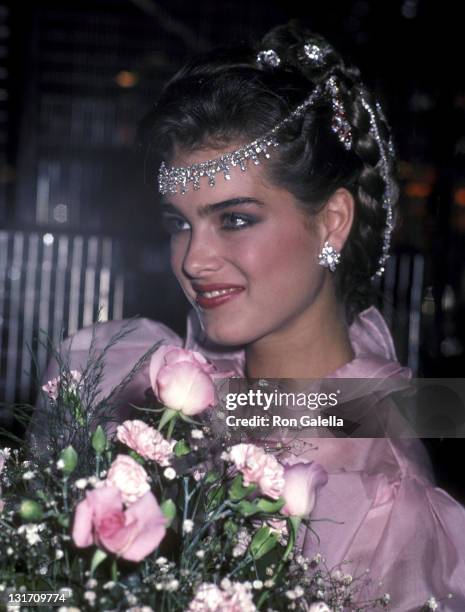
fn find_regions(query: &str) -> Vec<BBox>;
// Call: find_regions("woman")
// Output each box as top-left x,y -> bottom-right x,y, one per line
34,22 -> 465,610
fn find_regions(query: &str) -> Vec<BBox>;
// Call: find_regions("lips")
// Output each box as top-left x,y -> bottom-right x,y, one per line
192,283 -> 245,309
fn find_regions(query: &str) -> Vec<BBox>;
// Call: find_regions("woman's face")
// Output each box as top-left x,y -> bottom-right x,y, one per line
161,146 -> 327,347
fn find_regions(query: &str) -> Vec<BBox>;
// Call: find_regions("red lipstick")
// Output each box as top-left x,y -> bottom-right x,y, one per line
192,283 -> 245,309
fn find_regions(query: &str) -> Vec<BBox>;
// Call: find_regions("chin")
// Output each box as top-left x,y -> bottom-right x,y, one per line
202,320 -> 254,347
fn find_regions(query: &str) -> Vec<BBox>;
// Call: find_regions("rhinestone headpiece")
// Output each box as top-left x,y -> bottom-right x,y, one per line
158,86 -> 323,197
359,90 -> 396,277
157,80 -> 350,196
158,42 -> 396,277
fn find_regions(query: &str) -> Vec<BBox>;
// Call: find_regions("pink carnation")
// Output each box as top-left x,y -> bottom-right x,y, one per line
106,455 -> 150,505
72,486 -> 166,562
117,420 -> 175,466
228,444 -> 285,500
42,370 -> 82,401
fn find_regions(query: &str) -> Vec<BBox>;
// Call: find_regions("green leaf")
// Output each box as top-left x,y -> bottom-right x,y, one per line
228,474 -> 257,501
250,526 -> 279,560
237,500 -> 260,517
179,414 -> 198,425
224,520 -> 239,537
90,549 -> 108,575
59,446 -> 78,474
256,497 -> 285,514
174,439 -> 190,457
91,426 -> 107,455
206,485 -> 225,510
158,408 -> 178,432
19,500 -> 43,522
57,514 -> 69,528
289,516 -> 301,539
160,499 -> 176,526
205,470 -> 220,484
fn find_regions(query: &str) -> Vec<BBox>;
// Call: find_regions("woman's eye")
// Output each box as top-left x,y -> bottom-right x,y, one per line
221,213 -> 255,230
162,216 -> 190,234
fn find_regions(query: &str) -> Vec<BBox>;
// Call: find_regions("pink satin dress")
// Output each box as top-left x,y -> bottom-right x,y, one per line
35,307 -> 465,611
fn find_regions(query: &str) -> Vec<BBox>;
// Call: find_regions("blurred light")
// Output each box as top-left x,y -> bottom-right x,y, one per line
115,70 -> 139,88
8,267 -> 20,281
398,161 -> 414,179
454,188 -> 465,207
441,285 -> 456,312
421,287 -> 435,316
53,203 -> 68,223
405,182 -> 432,198
401,0 -> 418,18
409,92 -> 435,112
441,337 -> 463,358
43,233 -> 54,246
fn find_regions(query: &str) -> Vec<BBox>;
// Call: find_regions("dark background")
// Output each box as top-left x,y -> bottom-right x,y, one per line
0,0 -> 464,500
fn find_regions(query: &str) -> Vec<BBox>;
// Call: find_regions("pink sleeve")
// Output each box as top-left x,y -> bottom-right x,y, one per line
300,439 -> 465,610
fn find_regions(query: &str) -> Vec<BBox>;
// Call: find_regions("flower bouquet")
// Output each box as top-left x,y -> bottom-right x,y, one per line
0,328 -> 401,611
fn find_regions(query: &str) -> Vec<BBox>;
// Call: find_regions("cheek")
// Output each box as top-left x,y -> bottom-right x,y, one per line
169,237 -> 187,282
246,224 -> 319,292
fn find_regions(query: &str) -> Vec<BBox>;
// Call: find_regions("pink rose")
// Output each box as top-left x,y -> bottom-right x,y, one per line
117,420 -> 175,466
228,444 -> 285,500
72,486 -> 166,562
106,455 -> 150,505
42,370 -> 81,401
281,462 -> 328,517
149,346 -> 217,416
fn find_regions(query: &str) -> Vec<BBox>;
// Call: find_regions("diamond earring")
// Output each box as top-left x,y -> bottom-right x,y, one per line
318,241 -> 340,272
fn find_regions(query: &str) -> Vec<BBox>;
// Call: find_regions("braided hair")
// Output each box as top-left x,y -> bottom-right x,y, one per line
142,21 -> 398,323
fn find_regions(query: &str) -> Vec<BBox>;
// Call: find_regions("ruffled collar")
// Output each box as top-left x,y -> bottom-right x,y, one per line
184,305 -> 411,380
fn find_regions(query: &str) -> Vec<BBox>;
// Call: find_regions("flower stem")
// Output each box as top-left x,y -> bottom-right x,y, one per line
62,478 -> 69,514
166,417 -> 176,440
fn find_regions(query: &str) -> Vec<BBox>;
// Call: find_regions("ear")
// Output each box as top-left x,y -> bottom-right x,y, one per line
317,188 -> 354,252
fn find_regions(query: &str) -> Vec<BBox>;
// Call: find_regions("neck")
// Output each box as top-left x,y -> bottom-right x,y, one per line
245,284 -> 354,379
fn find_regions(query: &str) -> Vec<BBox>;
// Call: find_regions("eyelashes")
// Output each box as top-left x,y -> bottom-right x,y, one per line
162,213 -> 259,235
162,216 -> 190,234
221,213 -> 258,230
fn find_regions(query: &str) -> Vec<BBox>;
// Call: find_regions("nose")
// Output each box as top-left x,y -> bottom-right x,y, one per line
181,229 -> 222,279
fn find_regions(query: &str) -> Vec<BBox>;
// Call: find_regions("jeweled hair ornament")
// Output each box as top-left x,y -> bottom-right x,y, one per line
256,49 -> 281,68
158,86 -> 323,196
358,89 -> 396,277
157,42 -> 395,278
157,77 -> 351,196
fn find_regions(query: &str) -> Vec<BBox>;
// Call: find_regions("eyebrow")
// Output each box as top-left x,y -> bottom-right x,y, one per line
161,197 -> 265,218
